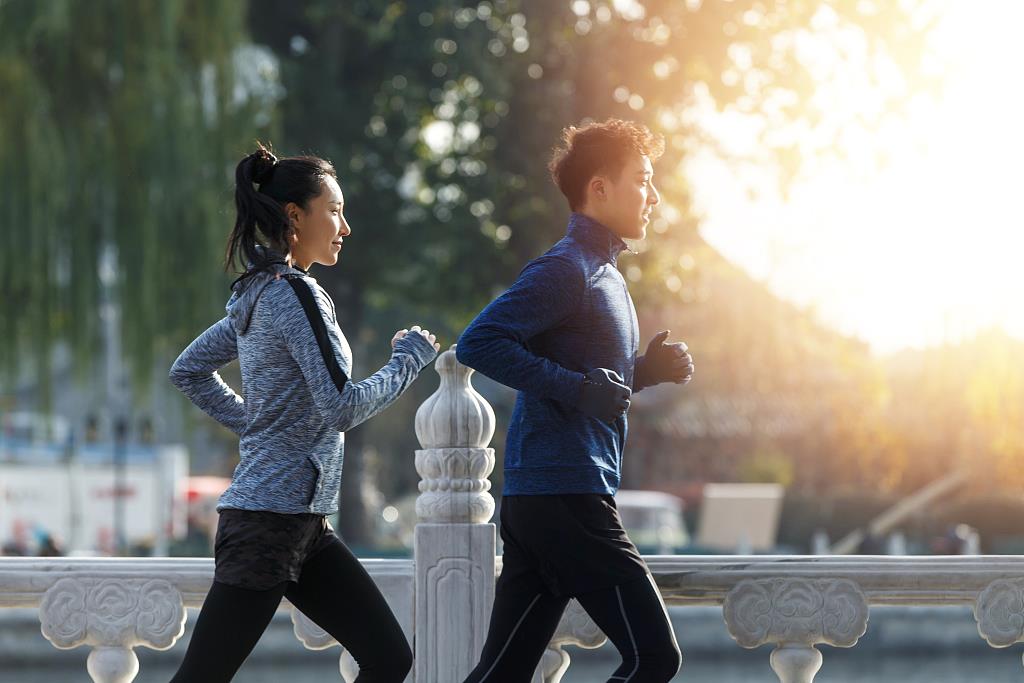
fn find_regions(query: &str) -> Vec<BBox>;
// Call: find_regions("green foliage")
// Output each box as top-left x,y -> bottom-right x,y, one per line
0,0 -> 273,395
5,0 -> 977,527
2,0 -> 936,394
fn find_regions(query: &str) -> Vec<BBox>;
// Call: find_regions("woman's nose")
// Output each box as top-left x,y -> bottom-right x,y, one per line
340,219 -> 352,236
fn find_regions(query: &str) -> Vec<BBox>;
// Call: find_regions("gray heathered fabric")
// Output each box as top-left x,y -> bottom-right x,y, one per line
170,261 -> 437,514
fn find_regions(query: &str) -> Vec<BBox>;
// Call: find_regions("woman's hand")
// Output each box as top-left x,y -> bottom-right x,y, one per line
393,325 -> 440,352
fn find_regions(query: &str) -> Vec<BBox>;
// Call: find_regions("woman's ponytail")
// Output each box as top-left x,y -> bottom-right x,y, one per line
225,143 -> 290,277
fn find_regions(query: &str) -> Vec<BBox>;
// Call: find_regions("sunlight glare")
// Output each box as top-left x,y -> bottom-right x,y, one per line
689,0 -> 1024,352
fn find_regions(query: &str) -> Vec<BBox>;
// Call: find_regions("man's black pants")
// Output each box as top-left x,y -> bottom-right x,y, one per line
463,494 -> 681,682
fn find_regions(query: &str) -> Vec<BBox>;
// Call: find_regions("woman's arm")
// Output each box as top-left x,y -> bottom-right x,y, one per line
168,317 -> 247,434
274,278 -> 437,432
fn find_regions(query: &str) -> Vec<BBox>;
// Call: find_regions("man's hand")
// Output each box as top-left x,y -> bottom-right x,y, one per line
578,368 -> 632,422
636,330 -> 694,388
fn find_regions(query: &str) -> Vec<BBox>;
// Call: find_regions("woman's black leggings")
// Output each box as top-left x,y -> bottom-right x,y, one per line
169,536 -> 412,683
464,573 -> 681,683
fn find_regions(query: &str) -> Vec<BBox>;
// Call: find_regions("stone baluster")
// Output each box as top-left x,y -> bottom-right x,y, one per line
413,345 -> 497,682
536,599 -> 607,682
38,576 -> 186,683
722,577 -> 869,683
974,577 -> 1024,669
291,608 -> 359,681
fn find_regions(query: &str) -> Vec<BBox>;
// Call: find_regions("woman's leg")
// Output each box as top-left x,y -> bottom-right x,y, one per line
285,535 -> 412,682
169,580 -> 287,683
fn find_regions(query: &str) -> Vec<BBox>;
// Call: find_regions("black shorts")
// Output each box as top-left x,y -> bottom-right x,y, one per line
213,509 -> 337,591
498,494 -> 649,597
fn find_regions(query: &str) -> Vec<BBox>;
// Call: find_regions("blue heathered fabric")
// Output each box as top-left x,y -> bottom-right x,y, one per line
456,213 -> 650,496
169,259 -> 437,514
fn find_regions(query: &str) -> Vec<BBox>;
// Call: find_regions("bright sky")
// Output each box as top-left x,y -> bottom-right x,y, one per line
687,0 -> 1024,354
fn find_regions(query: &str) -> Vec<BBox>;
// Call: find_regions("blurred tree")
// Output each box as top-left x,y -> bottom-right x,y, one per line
242,0 -> 940,539
0,0 -> 277,405
2,0 -> 953,543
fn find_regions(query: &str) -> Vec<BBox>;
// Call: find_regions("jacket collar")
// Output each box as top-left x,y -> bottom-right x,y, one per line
566,212 -> 628,263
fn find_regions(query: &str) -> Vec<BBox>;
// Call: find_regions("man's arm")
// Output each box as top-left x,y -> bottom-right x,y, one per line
456,255 -> 586,406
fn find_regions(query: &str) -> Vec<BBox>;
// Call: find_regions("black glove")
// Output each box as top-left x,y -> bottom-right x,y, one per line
578,368 -> 631,422
634,330 -> 694,390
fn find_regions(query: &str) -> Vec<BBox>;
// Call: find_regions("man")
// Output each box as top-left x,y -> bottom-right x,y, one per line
457,118 -> 694,683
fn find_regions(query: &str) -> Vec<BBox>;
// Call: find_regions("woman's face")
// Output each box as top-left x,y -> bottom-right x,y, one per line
287,175 -> 351,270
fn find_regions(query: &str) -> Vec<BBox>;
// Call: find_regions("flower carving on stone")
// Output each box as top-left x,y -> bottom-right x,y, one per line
723,578 -> 868,649
415,448 -> 495,488
39,577 -> 88,647
415,447 -> 496,523
292,606 -> 338,650
40,577 -> 185,650
975,578 -> 1024,647
550,599 -> 607,650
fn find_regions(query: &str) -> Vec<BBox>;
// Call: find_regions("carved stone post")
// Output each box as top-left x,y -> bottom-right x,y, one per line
414,345 -> 497,682
39,577 -> 186,683
723,578 -> 868,683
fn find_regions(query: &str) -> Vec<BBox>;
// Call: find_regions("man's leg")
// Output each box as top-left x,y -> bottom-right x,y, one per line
169,580 -> 287,683
575,574 -> 681,683
285,535 -> 412,682
462,572 -> 570,683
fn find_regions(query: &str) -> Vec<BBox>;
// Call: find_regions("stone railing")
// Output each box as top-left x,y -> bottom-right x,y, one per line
0,556 -> 411,682
5,347 -> 1024,682
8,554 -> 1024,682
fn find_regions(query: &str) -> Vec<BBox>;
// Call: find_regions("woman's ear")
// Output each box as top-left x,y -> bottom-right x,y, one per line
284,202 -> 302,237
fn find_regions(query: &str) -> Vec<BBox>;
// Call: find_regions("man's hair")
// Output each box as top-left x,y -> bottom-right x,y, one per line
548,118 -> 665,211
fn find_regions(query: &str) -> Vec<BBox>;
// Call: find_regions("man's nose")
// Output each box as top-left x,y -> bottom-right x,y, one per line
649,185 -> 661,206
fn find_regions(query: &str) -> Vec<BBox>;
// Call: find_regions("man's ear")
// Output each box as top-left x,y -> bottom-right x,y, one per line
588,176 -> 606,202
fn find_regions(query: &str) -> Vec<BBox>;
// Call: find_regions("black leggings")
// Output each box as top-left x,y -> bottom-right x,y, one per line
463,573 -> 681,683
170,536 -> 412,683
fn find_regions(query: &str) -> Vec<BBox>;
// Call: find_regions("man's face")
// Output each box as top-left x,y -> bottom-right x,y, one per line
600,153 -> 660,240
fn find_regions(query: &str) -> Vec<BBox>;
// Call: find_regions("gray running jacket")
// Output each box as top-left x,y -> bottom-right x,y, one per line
170,260 -> 437,514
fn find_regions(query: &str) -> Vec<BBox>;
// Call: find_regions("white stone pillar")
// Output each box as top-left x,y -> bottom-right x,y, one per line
723,577 -> 869,683
413,345 -> 496,683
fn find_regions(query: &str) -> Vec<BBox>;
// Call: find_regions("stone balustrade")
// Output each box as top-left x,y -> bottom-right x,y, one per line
5,347 -> 1024,682
7,555 -> 1024,682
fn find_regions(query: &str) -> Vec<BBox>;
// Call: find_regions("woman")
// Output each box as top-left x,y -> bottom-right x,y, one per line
168,144 -> 438,682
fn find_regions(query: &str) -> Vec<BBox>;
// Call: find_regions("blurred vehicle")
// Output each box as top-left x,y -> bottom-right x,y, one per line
615,489 -> 689,554
0,423 -> 189,556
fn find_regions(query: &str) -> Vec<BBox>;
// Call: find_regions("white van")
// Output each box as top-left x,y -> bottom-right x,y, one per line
614,489 -> 689,554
